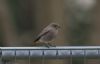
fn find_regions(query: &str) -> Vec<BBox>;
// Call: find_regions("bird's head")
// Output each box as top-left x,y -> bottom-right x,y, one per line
50,23 -> 60,29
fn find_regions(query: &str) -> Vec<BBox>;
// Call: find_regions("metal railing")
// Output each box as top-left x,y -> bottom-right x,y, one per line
0,46 -> 100,60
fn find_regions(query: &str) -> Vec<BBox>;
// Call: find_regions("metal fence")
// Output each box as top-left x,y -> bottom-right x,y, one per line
0,46 -> 100,64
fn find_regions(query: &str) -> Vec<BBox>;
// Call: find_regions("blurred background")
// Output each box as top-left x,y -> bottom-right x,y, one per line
0,0 -> 100,64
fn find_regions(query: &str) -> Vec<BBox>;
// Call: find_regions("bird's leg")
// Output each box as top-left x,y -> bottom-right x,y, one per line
47,42 -> 56,47
43,42 -> 50,48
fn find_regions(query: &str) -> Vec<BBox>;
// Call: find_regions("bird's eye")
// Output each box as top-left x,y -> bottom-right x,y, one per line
53,25 -> 57,27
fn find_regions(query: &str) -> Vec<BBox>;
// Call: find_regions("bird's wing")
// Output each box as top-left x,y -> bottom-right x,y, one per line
34,28 -> 50,42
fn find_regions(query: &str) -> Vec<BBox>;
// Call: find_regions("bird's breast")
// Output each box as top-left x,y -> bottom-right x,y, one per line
40,30 -> 58,42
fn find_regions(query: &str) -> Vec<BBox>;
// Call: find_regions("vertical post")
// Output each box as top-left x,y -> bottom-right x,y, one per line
0,48 -> 2,64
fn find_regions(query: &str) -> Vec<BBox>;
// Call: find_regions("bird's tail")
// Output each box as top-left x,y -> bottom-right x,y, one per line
33,37 -> 40,46
34,36 -> 41,42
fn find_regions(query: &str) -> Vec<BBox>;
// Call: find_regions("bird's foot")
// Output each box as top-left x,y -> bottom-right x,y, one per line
47,43 -> 56,47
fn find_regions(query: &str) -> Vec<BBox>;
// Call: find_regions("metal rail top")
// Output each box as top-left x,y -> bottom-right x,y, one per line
0,46 -> 100,50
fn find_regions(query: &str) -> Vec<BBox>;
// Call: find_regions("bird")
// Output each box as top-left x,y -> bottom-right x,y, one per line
34,23 -> 60,47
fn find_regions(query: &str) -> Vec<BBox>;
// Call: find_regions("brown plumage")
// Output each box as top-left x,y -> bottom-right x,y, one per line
34,23 -> 60,47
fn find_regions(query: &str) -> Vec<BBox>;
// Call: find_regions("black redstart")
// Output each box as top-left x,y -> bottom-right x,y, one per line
34,23 -> 60,47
